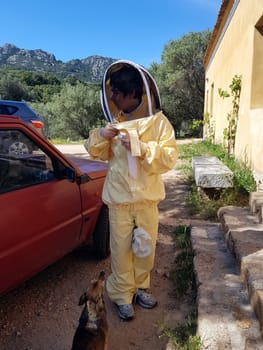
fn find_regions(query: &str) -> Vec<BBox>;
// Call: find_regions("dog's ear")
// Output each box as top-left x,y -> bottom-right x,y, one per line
98,271 -> 105,281
90,271 -> 105,287
78,292 -> 88,306
90,271 -> 105,285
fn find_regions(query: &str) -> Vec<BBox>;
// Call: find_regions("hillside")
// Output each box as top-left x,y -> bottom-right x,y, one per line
0,43 -> 117,82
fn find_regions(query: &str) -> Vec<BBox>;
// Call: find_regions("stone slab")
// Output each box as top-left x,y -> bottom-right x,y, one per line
192,156 -> 233,188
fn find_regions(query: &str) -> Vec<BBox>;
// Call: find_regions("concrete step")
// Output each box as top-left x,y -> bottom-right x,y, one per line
218,206 -> 263,334
191,222 -> 263,349
250,192 -> 263,224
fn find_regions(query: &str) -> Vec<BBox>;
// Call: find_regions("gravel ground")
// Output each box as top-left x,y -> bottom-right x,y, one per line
0,141 -> 204,350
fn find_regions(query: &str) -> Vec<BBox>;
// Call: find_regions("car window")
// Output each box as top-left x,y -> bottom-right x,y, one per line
0,129 -> 55,194
0,104 -> 18,115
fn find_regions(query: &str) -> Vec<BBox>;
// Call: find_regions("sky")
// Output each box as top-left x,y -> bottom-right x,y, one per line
1,0 -> 222,68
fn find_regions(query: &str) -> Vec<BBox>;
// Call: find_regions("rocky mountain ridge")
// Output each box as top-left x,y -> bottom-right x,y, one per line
0,43 -> 117,82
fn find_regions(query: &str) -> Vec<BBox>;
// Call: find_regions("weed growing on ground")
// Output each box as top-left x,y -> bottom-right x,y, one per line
161,313 -> 203,350
162,313 -> 202,350
170,226 -> 195,299
163,225 -> 203,350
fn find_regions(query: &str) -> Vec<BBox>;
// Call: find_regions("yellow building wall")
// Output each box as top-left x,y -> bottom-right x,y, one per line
204,0 -> 263,182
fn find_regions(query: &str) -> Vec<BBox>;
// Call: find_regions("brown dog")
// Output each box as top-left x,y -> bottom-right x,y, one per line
72,271 -> 108,350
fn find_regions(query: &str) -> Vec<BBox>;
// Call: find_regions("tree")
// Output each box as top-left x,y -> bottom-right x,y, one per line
0,72 -> 30,100
150,30 -> 211,137
0,69 -> 62,103
37,82 -> 104,140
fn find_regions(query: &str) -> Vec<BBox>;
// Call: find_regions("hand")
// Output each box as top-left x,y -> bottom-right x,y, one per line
120,133 -> 131,151
100,124 -> 119,139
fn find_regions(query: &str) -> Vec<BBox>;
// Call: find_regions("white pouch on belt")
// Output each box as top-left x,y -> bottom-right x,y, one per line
132,227 -> 152,258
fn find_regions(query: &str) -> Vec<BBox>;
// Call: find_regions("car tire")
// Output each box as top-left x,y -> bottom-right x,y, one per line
93,204 -> 110,259
8,141 -> 32,155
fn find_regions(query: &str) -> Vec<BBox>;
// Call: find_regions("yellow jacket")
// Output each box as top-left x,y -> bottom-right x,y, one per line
85,60 -> 178,206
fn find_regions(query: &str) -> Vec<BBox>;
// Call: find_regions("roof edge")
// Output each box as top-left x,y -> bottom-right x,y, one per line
203,0 -> 235,69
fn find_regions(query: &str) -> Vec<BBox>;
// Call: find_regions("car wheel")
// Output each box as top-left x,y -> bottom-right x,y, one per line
8,141 -> 32,155
93,204 -> 110,259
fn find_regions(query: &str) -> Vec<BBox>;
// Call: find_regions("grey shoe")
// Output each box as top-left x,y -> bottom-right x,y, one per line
134,289 -> 157,309
116,303 -> 135,321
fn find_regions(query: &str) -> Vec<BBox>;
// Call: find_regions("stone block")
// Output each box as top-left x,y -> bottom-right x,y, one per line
192,156 -> 233,188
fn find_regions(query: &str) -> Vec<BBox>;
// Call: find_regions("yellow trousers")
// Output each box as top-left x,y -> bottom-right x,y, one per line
106,202 -> 159,305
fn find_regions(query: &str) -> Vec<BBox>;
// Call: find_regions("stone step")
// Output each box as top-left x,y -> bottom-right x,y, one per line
191,223 -> 263,349
250,192 -> 263,224
217,206 -> 263,336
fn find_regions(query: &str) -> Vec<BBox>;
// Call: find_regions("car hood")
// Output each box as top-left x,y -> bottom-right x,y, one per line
68,156 -> 108,179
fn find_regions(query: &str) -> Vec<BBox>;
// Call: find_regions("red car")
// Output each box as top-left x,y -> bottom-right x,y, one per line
0,115 -> 109,296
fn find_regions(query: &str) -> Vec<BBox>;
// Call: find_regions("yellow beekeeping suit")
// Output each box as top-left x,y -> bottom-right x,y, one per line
85,60 -> 178,305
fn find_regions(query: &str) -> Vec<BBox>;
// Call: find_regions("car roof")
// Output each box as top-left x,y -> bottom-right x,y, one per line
0,99 -> 32,104
0,100 -> 40,119
0,99 -> 31,107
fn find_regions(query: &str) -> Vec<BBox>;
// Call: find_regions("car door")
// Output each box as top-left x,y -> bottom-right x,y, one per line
0,128 -> 83,294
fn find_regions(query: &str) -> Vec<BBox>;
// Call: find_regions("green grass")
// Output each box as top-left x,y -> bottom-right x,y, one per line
161,313 -> 203,350
50,138 -> 84,144
162,225 -> 202,350
170,226 -> 195,299
177,141 -> 256,220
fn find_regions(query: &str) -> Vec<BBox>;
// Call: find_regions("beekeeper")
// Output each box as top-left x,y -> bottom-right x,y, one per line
85,60 -> 178,321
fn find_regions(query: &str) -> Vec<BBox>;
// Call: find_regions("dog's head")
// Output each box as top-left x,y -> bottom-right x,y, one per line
72,271 -> 108,349
78,271 -> 106,322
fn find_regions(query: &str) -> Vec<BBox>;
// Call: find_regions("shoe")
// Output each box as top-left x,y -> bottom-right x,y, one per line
134,289 -> 157,309
116,304 -> 135,321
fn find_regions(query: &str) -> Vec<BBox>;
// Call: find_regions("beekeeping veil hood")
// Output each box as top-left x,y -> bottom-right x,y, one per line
100,60 -> 161,123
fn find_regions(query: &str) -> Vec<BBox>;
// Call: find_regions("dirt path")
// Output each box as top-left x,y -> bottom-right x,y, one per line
0,143 -> 204,350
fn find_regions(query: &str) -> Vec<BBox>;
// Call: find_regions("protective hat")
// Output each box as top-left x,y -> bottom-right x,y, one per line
100,60 -> 161,123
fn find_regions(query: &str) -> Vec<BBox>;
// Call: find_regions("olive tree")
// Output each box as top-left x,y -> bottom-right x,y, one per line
0,72 -> 30,100
38,82 -> 104,140
150,30 -> 211,137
